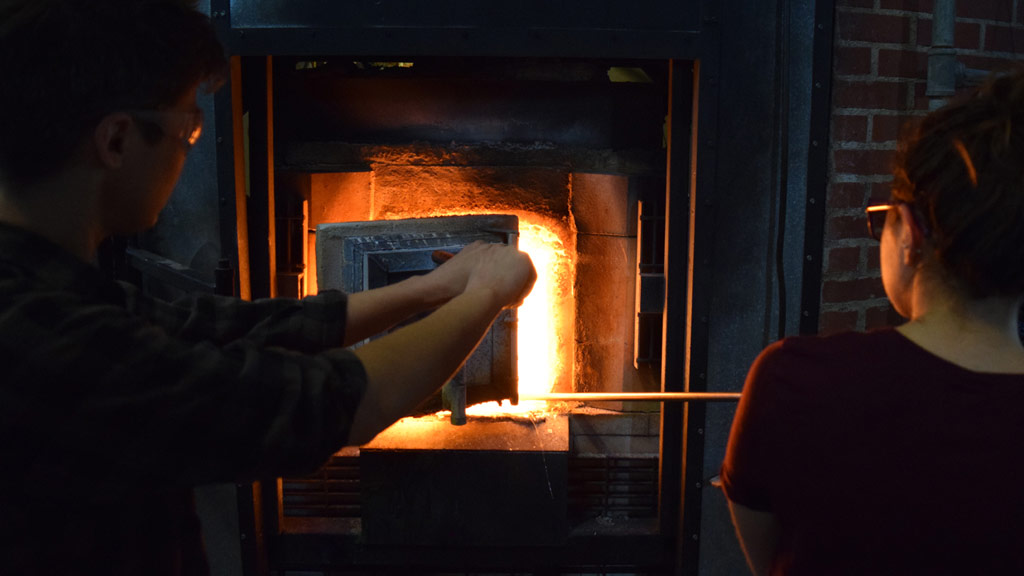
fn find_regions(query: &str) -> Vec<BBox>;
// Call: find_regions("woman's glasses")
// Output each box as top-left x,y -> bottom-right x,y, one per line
865,204 -> 893,241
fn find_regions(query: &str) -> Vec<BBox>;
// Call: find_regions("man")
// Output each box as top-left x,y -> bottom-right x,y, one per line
0,1 -> 536,574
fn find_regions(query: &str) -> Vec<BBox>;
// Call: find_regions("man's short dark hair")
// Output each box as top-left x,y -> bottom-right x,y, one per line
0,0 -> 227,189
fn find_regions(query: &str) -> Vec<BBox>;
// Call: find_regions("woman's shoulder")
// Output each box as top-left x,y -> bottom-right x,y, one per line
758,328 -> 906,369
742,329 -> 912,404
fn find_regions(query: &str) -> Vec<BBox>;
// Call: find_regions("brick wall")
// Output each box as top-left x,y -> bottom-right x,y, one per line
820,0 -> 1024,335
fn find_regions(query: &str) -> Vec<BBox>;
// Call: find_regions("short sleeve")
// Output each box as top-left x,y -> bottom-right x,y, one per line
720,340 -> 788,511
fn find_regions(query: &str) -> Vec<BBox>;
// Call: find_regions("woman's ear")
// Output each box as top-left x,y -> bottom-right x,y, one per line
93,113 -> 133,169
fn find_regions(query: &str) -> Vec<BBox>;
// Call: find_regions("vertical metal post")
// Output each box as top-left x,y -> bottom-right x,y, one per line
235,481 -> 270,576
264,56 -> 278,298
210,5 -> 268,575
242,56 -> 273,299
660,60 -> 692,555
209,0 -> 247,300
678,6 -> 721,571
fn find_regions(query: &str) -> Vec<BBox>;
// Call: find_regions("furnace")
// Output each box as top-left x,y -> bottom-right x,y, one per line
133,0 -> 829,573
263,55 -> 670,562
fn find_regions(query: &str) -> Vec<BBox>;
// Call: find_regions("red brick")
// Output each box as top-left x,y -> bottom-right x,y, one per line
984,25 -> 1024,53
917,20 -> 982,50
870,182 -> 895,203
823,277 -> 885,303
834,149 -> 896,177
912,80 -> 931,110
867,244 -> 881,270
829,182 -> 872,209
877,48 -> 926,79
833,114 -> 869,142
878,0 -> 933,11
827,246 -> 862,274
872,114 -> 914,143
958,54 -> 1016,76
833,79 -> 912,109
835,46 -> 873,76
827,214 -> 871,240
819,310 -> 860,336
866,304 -> 905,329
958,0 -> 1013,21
839,13 -> 915,45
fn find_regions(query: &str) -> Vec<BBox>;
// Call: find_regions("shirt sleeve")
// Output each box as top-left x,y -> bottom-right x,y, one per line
720,340 -> 788,511
119,281 -> 349,353
10,286 -> 367,504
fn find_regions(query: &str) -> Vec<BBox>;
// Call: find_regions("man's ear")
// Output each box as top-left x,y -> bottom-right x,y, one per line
93,113 -> 133,169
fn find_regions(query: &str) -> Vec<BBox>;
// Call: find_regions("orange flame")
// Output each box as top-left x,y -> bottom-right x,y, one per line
468,217 -> 574,416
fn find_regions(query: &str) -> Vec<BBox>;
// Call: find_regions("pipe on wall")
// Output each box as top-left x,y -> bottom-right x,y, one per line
926,0 -> 957,109
927,0 -> 991,109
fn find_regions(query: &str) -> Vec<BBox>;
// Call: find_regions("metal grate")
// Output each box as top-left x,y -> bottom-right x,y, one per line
282,455 -> 658,522
282,454 -> 360,518
567,457 -> 658,521
635,186 -> 665,369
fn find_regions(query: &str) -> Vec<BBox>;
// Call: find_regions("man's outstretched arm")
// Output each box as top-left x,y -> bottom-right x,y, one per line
347,242 -> 535,444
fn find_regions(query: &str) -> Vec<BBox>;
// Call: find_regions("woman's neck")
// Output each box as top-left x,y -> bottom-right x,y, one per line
897,281 -> 1024,373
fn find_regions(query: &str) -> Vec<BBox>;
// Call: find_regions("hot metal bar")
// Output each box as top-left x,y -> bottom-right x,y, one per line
518,392 -> 741,402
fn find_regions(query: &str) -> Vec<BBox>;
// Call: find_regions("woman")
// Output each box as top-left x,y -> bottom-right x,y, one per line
720,66 -> 1024,575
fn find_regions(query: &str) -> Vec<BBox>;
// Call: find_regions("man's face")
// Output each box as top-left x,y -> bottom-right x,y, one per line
100,87 -> 201,235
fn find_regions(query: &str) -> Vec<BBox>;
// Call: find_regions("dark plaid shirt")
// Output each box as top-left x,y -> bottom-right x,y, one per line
0,223 -> 367,575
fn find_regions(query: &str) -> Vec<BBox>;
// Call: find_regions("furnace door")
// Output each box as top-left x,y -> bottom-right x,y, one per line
316,214 -> 519,413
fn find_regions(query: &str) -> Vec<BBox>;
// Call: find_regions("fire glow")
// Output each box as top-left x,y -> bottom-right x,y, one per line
468,218 -> 574,416
380,209 -> 575,415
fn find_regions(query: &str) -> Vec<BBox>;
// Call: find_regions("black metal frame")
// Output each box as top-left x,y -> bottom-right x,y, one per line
673,4 -> 722,572
206,0 -> 727,573
799,0 -> 836,336
213,1 -> 701,59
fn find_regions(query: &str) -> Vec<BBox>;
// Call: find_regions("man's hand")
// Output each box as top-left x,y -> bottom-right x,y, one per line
421,241 -> 537,310
344,241 -> 534,346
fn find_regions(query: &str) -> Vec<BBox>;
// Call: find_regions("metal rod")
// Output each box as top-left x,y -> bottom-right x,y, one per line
518,392 -> 741,402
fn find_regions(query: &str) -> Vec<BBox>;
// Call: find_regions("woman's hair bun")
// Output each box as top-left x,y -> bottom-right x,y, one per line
892,64 -> 1024,298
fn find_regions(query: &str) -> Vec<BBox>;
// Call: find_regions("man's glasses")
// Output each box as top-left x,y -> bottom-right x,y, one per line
865,204 -> 893,241
130,109 -> 204,151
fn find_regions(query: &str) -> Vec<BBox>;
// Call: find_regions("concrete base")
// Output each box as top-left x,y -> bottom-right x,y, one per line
361,415 -> 569,546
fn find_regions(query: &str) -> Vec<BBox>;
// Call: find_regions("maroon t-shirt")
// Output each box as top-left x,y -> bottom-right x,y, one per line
721,329 -> 1024,575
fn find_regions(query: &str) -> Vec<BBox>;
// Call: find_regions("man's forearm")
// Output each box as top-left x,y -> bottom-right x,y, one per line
343,274 -> 449,346
347,286 -> 503,444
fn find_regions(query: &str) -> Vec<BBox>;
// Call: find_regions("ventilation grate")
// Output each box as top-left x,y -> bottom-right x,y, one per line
282,455 -> 659,522
567,457 -> 658,521
282,454 -> 360,518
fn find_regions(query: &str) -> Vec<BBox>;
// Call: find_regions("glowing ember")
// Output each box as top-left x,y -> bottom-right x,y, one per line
464,399 -> 550,418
